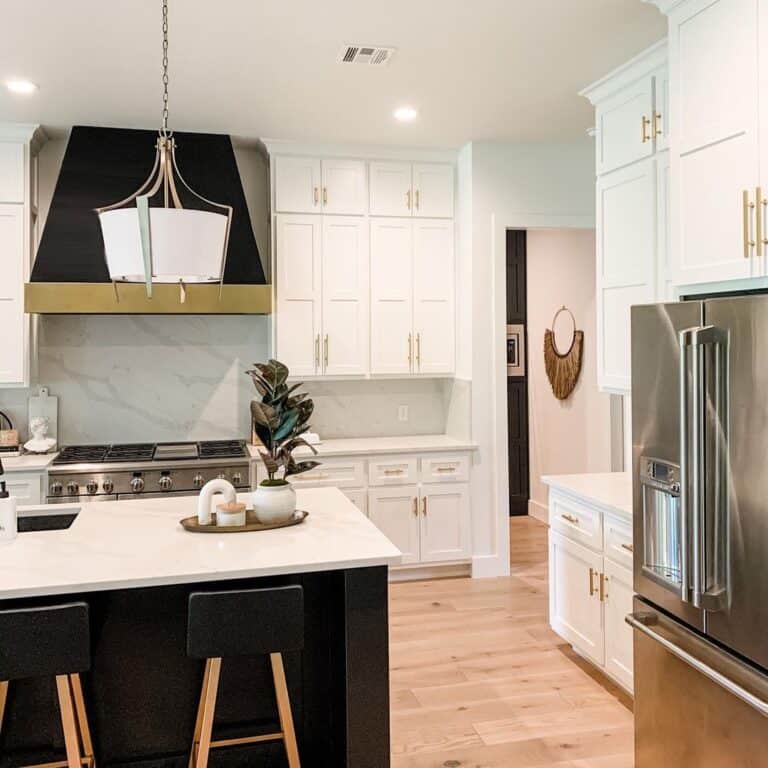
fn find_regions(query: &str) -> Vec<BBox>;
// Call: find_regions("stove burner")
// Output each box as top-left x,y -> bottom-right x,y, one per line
199,440 -> 248,459
105,444 -> 156,462
54,445 -> 109,464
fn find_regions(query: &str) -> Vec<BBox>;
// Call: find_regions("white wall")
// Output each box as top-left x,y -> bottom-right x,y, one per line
461,139 -> 596,578
526,229 -> 612,519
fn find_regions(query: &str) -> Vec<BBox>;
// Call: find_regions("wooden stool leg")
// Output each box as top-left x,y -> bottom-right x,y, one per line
195,658 -> 221,768
0,681 -> 8,738
70,674 -> 95,767
188,659 -> 212,768
55,675 -> 82,768
270,654 -> 300,768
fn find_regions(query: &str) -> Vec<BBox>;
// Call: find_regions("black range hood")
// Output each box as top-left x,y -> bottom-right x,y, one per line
25,125 -> 271,314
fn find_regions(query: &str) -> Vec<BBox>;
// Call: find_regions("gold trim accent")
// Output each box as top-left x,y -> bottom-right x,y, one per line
25,283 -> 272,314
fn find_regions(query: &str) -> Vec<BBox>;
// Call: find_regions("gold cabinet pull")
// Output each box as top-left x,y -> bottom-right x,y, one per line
406,189 -> 412,210
408,333 -> 413,368
313,186 -> 319,205
322,187 -> 328,205
561,513 -> 579,525
415,189 -> 420,210
589,567 -> 596,597
652,110 -> 663,137
324,334 -> 329,367
314,334 -> 320,369
412,497 -> 418,517
383,468 -> 404,476
620,543 -> 635,553
757,186 -> 764,259
422,496 -> 427,515
436,466 -> 456,473
641,115 -> 651,143
744,190 -> 756,259
416,332 -> 421,369
600,573 -> 608,602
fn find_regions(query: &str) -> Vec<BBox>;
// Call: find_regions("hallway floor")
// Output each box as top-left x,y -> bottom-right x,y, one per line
389,516 -> 634,767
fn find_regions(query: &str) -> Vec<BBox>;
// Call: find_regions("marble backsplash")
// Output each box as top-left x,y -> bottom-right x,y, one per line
0,316 -> 457,444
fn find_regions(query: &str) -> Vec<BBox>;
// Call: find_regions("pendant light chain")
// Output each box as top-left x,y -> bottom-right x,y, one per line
161,0 -> 170,137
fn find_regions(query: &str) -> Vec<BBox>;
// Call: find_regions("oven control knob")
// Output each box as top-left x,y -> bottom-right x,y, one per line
671,482 -> 681,494
103,479 -> 114,494
67,481 -> 79,496
217,472 -> 227,481
50,481 -> 63,496
159,475 -> 173,491
130,476 -> 145,493
86,480 -> 98,495
192,473 -> 205,489
232,472 -> 243,485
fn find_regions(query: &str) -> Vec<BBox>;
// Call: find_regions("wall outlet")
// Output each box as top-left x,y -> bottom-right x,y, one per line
398,405 -> 409,422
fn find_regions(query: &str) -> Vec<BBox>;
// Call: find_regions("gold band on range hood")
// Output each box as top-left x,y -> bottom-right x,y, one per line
24,282 -> 272,315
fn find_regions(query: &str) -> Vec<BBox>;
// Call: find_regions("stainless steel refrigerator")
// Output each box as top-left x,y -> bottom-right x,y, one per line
631,296 -> 768,767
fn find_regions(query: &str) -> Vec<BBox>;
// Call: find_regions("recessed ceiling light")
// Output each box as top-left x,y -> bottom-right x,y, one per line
394,106 -> 418,123
5,79 -> 38,95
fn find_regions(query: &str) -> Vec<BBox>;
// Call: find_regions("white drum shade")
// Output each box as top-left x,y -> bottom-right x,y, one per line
99,207 -> 228,283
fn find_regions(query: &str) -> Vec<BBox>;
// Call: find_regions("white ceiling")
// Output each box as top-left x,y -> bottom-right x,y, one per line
0,0 -> 665,148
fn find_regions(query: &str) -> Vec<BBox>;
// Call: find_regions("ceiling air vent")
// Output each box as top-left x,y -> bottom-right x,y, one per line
338,45 -> 396,66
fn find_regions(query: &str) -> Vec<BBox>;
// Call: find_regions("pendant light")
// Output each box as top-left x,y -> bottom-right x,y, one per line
96,0 -> 232,298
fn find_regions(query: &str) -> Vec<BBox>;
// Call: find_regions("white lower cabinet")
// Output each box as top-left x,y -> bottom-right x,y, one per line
548,490 -> 634,693
5,472 -> 44,506
341,487 -> 367,516
368,484 -> 420,565
419,483 -> 470,563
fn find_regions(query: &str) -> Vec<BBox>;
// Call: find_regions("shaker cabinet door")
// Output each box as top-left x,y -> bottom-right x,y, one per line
0,204 -> 26,386
321,159 -> 366,215
369,162 -> 413,216
419,484 -> 470,563
274,156 -> 322,214
412,163 -> 454,218
603,558 -> 634,693
275,215 -> 322,377
368,485 -> 420,565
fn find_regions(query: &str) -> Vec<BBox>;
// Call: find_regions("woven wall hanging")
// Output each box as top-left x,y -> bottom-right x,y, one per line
544,305 -> 584,400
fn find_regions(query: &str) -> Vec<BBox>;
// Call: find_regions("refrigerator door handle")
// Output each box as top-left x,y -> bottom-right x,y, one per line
627,612 -> 768,717
679,325 -> 730,611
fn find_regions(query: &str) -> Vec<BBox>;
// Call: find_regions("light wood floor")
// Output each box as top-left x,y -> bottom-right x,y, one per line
389,516 -> 634,767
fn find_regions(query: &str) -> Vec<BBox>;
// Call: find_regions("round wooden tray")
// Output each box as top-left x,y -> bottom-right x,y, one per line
180,509 -> 309,533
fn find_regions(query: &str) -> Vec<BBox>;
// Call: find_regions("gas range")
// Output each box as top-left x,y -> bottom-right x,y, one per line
48,440 -> 251,503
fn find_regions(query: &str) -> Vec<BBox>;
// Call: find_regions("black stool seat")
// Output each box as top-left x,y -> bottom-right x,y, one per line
187,585 -> 304,659
0,602 -> 96,768
186,585 -> 304,768
0,602 -> 90,681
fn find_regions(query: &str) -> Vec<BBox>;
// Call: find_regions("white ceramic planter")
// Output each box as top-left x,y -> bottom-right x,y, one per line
252,482 -> 297,525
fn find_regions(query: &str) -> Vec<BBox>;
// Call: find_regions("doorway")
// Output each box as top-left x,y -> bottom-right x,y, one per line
506,229 -> 529,516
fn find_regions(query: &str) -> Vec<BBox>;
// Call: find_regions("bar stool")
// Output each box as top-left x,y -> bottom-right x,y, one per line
186,585 -> 304,768
0,602 -> 95,768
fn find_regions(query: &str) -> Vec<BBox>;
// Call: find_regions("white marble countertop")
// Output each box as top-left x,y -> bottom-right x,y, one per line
0,453 -> 58,472
248,434 -> 477,460
541,472 -> 632,519
0,488 -> 402,600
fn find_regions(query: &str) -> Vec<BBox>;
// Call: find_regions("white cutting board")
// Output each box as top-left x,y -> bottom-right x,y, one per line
28,387 -> 58,444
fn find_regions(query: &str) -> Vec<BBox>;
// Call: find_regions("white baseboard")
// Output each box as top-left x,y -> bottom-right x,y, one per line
389,562 -> 471,582
471,553 -> 510,578
528,499 -> 549,524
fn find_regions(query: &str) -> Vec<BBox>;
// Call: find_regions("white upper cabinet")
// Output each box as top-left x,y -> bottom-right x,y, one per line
370,161 -> 454,218
0,204 -> 26,385
413,220 -> 455,374
275,215 -> 322,377
667,0 -> 759,285
412,163 -> 454,218
0,143 -> 25,203
318,159 -> 366,215
369,161 -> 412,216
274,156 -> 366,214
321,216 -> 369,375
370,218 -> 413,375
274,156 -> 323,214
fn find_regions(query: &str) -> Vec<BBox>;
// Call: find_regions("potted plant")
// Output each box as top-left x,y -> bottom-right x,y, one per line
246,359 -> 320,524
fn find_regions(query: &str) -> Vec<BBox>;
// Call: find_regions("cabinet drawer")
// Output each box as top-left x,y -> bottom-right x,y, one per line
419,454 -> 469,484
368,456 -> 418,486
604,514 -> 634,568
549,492 -> 603,552
6,472 -> 43,505
289,457 -> 365,489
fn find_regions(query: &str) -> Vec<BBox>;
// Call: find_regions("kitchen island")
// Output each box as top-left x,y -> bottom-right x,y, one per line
0,489 -> 401,768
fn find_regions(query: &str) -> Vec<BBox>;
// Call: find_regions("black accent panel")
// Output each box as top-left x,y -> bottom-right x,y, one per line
187,586 -> 304,659
506,230 -> 530,517
0,602 -> 89,680
32,125 -> 265,284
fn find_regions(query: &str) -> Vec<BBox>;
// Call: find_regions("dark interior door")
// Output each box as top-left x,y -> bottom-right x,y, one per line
506,230 -> 529,516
